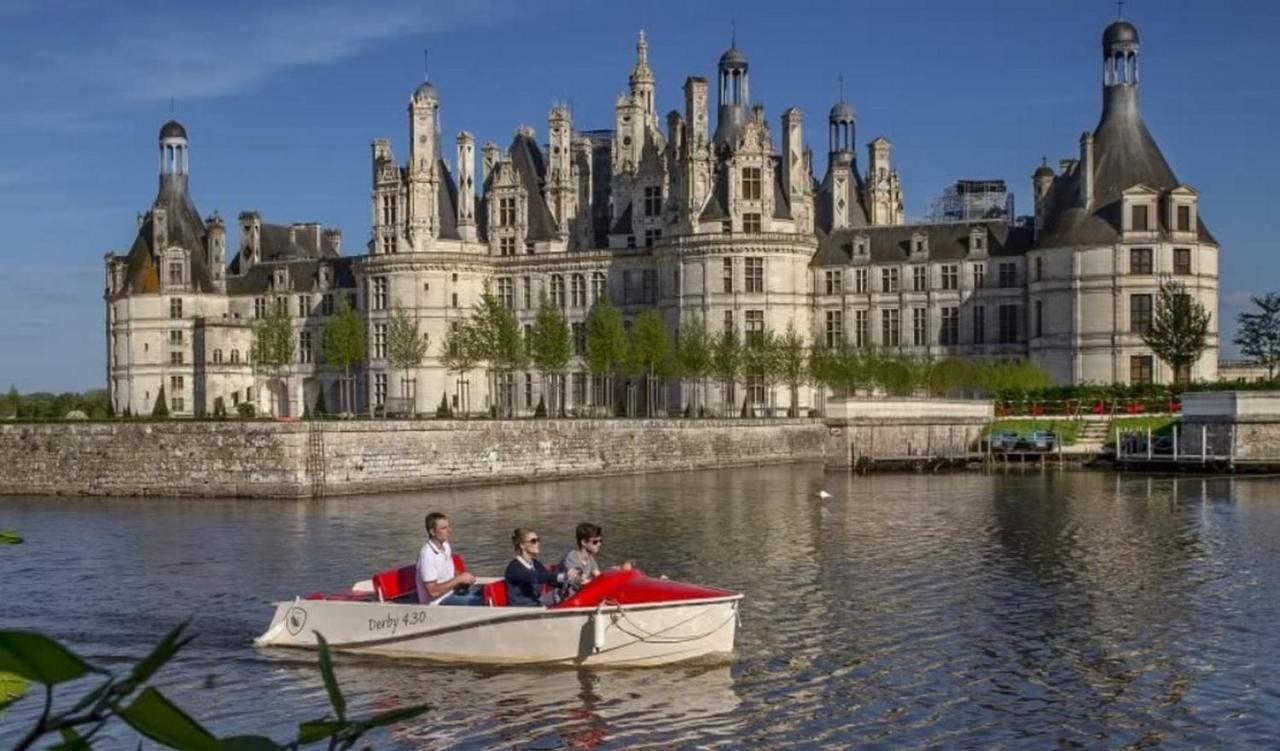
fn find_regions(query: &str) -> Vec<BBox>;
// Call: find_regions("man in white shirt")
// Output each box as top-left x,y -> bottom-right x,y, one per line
417,512 -> 480,605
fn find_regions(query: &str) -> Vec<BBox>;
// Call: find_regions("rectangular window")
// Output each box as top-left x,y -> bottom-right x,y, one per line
744,258 -> 764,293
1174,248 -> 1192,275
998,304 -> 1018,343
499,197 -> 517,226
169,330 -> 183,345
722,219 -> 732,234
998,262 -> 1016,288
642,270 -> 658,304
276,296 -> 289,314
497,278 -> 515,309
170,351 -> 184,365
374,323 -> 387,359
912,307 -> 928,346
1035,257 -> 1043,282
881,308 -> 900,347
854,309 -> 869,348
321,294 -> 334,316
452,292 -> 458,308
167,262 -> 183,285
170,397 -> 184,412
297,295 -> 311,317
746,374 -> 765,407
723,310 -> 734,334
824,270 -> 842,296
1130,294 -> 1153,334
571,275 -> 586,307
592,272 -> 607,302
1176,205 -> 1191,232
1130,355 -> 1154,384
644,228 -> 662,246
745,310 -> 765,345
973,263 -> 986,289
524,373 -> 534,409
572,322 -> 586,356
523,276 -> 533,309
881,267 -> 899,293
825,310 -> 843,349
551,275 -> 566,307
722,258 -> 734,294
169,298 -> 183,319
626,235 -> 637,249
499,237 -> 516,256
373,278 -> 388,311
1035,299 -> 1044,338
941,265 -> 958,291
643,186 -> 662,217
1131,204 -> 1150,232
854,268 -> 868,294
913,266 -> 927,292
170,375 -> 184,392
973,305 -> 986,344
299,330 -> 312,363
374,373 -> 388,407
941,307 -> 959,345
1130,248 -> 1153,275
741,167 -> 762,200
621,272 -> 632,304
213,349 -> 223,364
255,297 -> 268,319
742,213 -> 762,233
572,372 -> 586,407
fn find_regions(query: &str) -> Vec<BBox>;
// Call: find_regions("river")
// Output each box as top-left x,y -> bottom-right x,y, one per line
3,468 -> 1279,748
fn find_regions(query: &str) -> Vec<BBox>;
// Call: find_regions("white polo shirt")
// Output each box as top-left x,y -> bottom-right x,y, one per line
416,539 -> 455,604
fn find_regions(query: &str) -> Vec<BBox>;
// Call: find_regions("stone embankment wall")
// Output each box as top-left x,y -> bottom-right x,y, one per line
1178,391 -> 1280,460
822,397 -> 994,468
0,419 -> 825,499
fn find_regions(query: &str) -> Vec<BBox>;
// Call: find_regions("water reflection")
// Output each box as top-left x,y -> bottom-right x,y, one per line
4,470 -> 1280,748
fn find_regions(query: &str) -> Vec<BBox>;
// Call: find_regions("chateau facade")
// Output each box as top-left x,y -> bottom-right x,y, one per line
105,19 -> 1218,417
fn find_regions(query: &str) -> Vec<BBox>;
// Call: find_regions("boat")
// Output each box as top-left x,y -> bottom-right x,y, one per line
254,560 -> 743,667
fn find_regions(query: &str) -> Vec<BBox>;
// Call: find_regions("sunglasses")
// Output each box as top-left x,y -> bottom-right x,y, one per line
524,537 -> 540,545
588,538 -> 603,544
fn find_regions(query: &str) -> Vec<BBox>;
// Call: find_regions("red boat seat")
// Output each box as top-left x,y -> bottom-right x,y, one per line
452,553 -> 467,574
482,579 -> 508,607
372,564 -> 418,603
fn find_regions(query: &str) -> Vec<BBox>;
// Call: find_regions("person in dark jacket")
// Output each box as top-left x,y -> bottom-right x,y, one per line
504,528 -> 580,606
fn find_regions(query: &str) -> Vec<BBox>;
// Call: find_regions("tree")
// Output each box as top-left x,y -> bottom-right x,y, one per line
742,329 -> 780,416
151,386 -> 169,418
320,298 -> 365,415
710,328 -> 741,416
2,385 -> 17,418
386,306 -> 430,413
1143,278 -> 1212,384
628,310 -> 675,417
464,292 -> 524,417
585,301 -> 628,416
777,324 -> 809,416
440,320 -> 479,416
1234,293 -> 1280,380
529,296 -> 573,417
677,316 -> 712,416
491,305 -> 526,418
250,301 -> 295,416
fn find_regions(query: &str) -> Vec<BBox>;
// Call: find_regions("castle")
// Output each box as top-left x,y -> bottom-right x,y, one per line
104,18 -> 1219,417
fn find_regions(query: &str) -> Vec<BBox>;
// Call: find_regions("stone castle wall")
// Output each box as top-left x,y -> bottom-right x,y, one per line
0,419 -> 826,499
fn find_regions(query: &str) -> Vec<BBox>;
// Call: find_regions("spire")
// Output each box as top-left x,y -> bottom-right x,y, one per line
637,29 -> 648,66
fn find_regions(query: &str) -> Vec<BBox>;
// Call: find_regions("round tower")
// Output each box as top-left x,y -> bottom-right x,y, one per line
828,100 -> 855,156
159,119 -> 188,189
1102,20 -> 1140,116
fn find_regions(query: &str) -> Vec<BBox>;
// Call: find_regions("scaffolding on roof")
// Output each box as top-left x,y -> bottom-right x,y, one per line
927,179 -> 1014,222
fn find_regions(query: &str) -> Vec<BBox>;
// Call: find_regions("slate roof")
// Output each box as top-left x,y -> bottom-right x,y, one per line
226,256 -> 356,296
813,160 -> 869,233
227,222 -> 338,275
698,166 -> 731,222
772,156 -> 791,220
813,220 -> 1033,267
121,175 -> 215,294
507,132 -> 560,241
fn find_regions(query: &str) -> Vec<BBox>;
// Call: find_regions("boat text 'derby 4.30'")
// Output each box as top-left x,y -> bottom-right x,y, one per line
255,563 -> 743,667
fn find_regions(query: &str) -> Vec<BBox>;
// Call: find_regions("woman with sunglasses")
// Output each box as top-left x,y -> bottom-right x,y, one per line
505,528 -> 582,607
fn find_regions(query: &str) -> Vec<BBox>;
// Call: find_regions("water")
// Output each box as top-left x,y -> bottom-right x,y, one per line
3,468 -> 1280,749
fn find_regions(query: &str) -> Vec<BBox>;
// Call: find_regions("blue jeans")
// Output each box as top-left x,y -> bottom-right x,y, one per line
438,587 -> 484,606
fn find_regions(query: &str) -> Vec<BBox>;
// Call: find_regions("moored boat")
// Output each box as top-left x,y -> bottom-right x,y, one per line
255,566 -> 742,667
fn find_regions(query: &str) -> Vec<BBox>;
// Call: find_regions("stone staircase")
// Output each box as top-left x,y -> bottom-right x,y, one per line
1076,418 -> 1111,446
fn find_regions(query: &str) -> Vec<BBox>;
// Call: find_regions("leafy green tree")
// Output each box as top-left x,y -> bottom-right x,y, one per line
710,328 -> 741,417
2,385 -> 18,418
628,310 -> 675,417
463,292 -> 525,416
585,301 -> 628,416
529,296 -> 573,417
926,357 -> 970,397
251,301 -> 296,416
385,306 -> 430,413
320,298 -> 365,415
742,329 -> 780,416
677,316 -> 712,416
439,320 -> 479,416
492,305 -> 526,417
1143,278 -> 1212,384
1234,292 -> 1280,380
777,324 -> 809,416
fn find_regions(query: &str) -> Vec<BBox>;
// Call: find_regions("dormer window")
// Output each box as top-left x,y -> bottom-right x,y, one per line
854,236 -> 870,256
1176,205 -> 1191,232
273,268 -> 288,290
1130,204 -> 1149,232
498,197 -> 517,226
318,265 -> 332,288
643,186 -> 662,217
741,167 -> 762,201
167,261 -> 183,286
970,228 -> 987,253
911,232 -> 928,256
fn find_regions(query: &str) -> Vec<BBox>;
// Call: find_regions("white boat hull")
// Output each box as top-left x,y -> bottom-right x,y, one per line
256,592 -> 742,667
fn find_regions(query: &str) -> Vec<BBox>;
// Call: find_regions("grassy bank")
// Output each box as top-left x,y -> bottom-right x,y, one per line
1109,416 -> 1179,442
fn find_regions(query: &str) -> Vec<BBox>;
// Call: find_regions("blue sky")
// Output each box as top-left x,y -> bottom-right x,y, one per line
1,0 -> 1276,392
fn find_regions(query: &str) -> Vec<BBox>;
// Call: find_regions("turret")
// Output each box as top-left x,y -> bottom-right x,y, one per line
1033,158 -> 1054,234
158,120 -> 188,194
407,79 -> 440,246
782,107 -> 810,232
547,105 -> 576,233
684,77 -> 709,148
828,100 -> 855,157
456,131 -> 477,241
206,213 -> 226,290
1102,20 -> 1140,119
713,44 -> 750,145
629,30 -> 656,122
